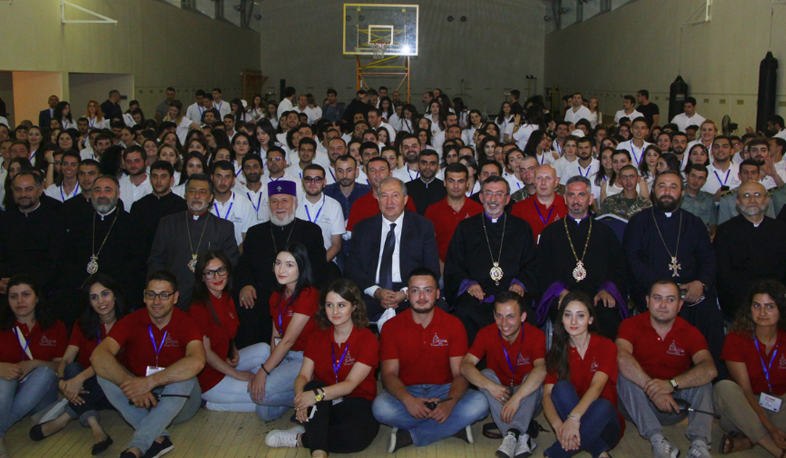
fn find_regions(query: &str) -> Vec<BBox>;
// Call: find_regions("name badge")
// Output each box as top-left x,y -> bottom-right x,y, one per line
760,393 -> 782,412
332,397 -> 343,406
274,337 -> 282,347
537,234 -> 541,244
146,366 -> 165,377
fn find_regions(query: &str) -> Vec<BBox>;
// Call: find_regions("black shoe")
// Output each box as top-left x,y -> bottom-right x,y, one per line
92,436 -> 113,455
29,424 -> 48,441
119,451 -> 138,458
387,428 -> 413,453
141,437 -> 174,458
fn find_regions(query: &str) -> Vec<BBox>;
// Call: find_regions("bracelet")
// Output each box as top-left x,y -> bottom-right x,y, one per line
260,365 -> 270,376
567,415 -> 581,424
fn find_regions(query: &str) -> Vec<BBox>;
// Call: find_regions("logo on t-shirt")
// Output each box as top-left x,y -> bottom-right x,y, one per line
344,351 -> 356,366
39,335 -> 57,347
431,333 -> 449,347
163,334 -> 180,348
779,354 -> 786,370
666,341 -> 685,357
517,354 -> 530,367
590,358 -> 598,372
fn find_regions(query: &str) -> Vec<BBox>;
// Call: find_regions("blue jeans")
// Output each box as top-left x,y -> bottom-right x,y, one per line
372,383 -> 488,447
63,362 -> 113,426
202,342 -> 268,412
254,348 -> 304,421
0,365 -> 58,439
98,375 -> 201,452
545,381 -> 621,458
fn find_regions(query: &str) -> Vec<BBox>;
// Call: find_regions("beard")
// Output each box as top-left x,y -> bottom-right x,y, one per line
92,196 -> 118,214
654,194 -> 681,213
338,177 -> 354,187
271,211 -> 296,227
188,200 -> 210,213
736,202 -> 767,217
245,172 -> 261,183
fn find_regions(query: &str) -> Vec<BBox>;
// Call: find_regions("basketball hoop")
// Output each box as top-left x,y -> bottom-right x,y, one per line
372,41 -> 389,60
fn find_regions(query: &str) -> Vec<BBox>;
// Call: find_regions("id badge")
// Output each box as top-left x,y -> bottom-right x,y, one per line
274,337 -> 282,347
760,393 -> 782,412
146,366 -> 165,377
332,397 -> 343,406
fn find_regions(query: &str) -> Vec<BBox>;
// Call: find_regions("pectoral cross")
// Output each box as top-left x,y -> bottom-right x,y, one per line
669,257 -> 681,277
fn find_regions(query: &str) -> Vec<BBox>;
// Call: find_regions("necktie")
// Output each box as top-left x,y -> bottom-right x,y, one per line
379,223 -> 397,290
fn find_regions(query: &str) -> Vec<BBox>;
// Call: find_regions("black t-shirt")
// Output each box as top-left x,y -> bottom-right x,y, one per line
637,103 -> 660,124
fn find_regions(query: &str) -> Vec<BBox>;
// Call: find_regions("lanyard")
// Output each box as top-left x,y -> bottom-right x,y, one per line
408,168 -> 419,180
214,195 -> 233,220
305,195 -> 325,223
89,118 -> 96,127
329,167 -> 336,183
198,106 -> 204,115
629,141 -> 642,165
216,101 -> 223,112
13,327 -> 31,361
579,164 -> 592,178
535,202 -> 554,225
537,153 -> 544,165
331,342 -> 350,384
148,325 -> 168,368
30,151 -> 36,163
714,169 -> 730,186
755,336 -> 779,394
97,325 -> 103,344
276,291 -> 298,336
61,183 -> 80,201
247,192 -> 262,213
555,142 -> 563,156
499,329 -> 525,388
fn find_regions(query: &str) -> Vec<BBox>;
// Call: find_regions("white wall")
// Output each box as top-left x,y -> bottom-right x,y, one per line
544,0 -> 786,130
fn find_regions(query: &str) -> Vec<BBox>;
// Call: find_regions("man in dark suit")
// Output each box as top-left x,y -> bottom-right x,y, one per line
38,95 -> 59,127
346,176 -> 441,321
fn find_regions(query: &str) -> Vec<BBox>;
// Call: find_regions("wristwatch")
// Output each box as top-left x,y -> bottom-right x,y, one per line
313,389 -> 324,402
669,378 -> 680,392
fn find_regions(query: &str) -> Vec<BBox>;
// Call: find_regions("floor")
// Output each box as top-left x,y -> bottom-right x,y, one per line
3,407 -> 772,457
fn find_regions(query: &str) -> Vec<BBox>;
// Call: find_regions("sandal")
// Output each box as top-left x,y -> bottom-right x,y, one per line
720,431 -> 753,454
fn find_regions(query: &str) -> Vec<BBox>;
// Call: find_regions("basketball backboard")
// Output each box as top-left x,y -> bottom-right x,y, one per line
343,4 -> 418,57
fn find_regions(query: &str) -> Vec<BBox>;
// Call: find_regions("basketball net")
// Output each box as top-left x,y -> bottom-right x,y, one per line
372,42 -> 389,60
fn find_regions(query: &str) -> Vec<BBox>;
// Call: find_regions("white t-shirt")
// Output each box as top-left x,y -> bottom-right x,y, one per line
87,117 -> 110,129
512,123 -> 538,150
175,117 -> 194,145
186,102 -> 205,124
671,112 -> 706,133
392,165 -> 421,183
702,163 -> 741,195
276,98 -> 295,120
552,156 -> 577,179
295,194 -> 346,253
503,171 -> 525,194
44,182 -> 81,202
118,175 -> 152,212
614,109 -> 644,124
560,159 -> 600,185
462,126 -> 479,147
617,140 -> 652,167
210,192 -> 259,246
294,106 -> 320,125
564,106 -> 592,124
388,113 -> 402,131
213,100 -> 232,118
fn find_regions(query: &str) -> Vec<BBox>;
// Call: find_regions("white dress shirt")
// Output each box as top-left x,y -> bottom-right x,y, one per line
118,175 -> 152,212
210,192 -> 259,246
671,112 -> 707,133
617,140 -> 652,167
702,163 -> 741,195
365,211 -> 405,298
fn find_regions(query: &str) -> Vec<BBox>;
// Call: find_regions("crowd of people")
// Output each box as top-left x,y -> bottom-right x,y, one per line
1,84 -> 786,458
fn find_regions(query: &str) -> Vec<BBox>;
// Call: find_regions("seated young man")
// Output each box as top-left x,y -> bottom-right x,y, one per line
461,291 -> 545,458
91,271 -> 206,458
372,268 -> 488,453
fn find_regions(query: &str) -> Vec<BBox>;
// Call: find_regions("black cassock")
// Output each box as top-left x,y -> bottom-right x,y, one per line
130,192 -> 187,257
537,216 -> 628,340
234,218 -> 329,348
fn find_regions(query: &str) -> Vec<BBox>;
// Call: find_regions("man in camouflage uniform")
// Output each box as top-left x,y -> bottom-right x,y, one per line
682,163 -> 717,236
511,156 -> 538,202
599,165 -> 651,220
717,159 -> 776,225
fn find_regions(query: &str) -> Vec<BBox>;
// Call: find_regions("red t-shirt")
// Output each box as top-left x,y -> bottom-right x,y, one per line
545,334 -> 623,434
722,329 -> 786,396
68,320 -> 112,369
510,196 -> 568,244
617,312 -> 708,380
469,323 -> 546,387
424,197 -> 484,261
268,287 -> 319,352
0,320 -> 67,363
188,293 -> 240,392
346,192 -> 417,231
108,308 -> 203,377
380,308 -> 467,386
304,325 -> 379,401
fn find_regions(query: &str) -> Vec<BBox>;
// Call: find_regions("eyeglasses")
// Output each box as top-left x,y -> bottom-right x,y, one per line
303,176 -> 324,183
203,266 -> 228,279
740,192 -> 765,199
144,291 -> 175,301
483,191 -> 507,199
267,156 -> 284,162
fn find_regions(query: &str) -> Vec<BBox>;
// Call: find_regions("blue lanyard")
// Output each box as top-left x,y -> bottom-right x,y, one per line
214,197 -> 233,220
97,325 -> 103,344
329,167 -> 336,183
537,153 -> 544,165
276,291 -> 298,336
408,168 -> 419,180
714,169 -> 730,186
247,192 -> 262,213
499,328 -> 524,387
13,327 -> 31,361
630,141 -> 642,165
61,183 -> 79,201
555,142 -> 562,156
755,336 -> 779,394
198,106 -> 204,115
148,325 -> 168,367
331,342 -> 350,384
579,164 -> 592,178
534,202 -> 554,225
305,196 -> 325,223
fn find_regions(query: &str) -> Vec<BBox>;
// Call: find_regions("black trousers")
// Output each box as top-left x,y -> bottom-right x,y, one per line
677,291 -> 727,381
234,289 -> 273,349
63,362 -> 113,422
453,292 -> 537,345
301,380 -> 379,454
547,297 -> 621,341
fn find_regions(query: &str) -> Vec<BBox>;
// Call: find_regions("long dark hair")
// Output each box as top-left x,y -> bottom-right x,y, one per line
255,120 -> 277,153
595,146 -> 616,187
0,274 -> 55,331
79,273 -> 129,340
545,291 -> 599,382
314,278 -> 368,330
184,250 -> 235,325
729,280 -> 786,339
179,152 -> 208,185
231,98 -> 245,125
53,101 -> 73,124
608,149 -> 632,186
273,242 -> 314,301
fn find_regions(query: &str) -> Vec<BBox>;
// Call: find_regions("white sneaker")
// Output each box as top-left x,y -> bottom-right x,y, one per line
688,440 -> 711,458
514,433 -> 537,458
652,437 -> 680,458
496,433 -> 518,458
265,425 -> 304,448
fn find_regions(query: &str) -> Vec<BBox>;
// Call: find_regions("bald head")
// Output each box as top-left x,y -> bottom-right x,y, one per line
534,164 -> 557,198
737,181 -> 767,198
736,181 -> 768,221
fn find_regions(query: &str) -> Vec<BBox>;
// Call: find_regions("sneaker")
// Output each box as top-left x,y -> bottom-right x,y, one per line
514,433 -> 537,458
496,432 -> 518,458
452,426 -> 475,444
141,436 -> 174,458
265,425 -> 304,448
688,440 -> 711,458
652,437 -> 680,458
387,427 -> 413,453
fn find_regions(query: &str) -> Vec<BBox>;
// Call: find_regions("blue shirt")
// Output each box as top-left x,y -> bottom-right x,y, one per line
324,182 -> 371,221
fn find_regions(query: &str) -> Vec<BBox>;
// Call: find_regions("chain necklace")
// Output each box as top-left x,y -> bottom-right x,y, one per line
651,209 -> 682,277
564,217 -> 592,282
271,218 -> 296,253
481,212 -> 507,286
186,212 -> 210,272
87,210 -> 119,274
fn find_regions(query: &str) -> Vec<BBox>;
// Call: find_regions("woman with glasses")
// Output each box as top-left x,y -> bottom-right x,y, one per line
184,251 -> 269,412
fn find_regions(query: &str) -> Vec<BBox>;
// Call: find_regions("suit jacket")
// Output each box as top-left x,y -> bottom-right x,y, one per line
38,108 -> 53,128
346,210 -> 440,292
